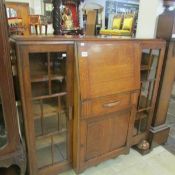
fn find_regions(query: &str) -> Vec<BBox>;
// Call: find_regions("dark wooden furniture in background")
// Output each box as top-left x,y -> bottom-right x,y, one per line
150,7 -> 175,147
12,36 -> 166,174
53,0 -> 62,35
0,1 -> 26,174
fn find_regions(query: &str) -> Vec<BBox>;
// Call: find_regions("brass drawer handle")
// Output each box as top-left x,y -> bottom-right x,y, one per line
103,101 -> 121,108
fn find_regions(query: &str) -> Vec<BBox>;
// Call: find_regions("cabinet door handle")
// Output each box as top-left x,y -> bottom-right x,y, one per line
103,101 -> 120,108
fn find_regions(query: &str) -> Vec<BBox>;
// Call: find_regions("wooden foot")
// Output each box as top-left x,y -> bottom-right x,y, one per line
134,139 -> 151,155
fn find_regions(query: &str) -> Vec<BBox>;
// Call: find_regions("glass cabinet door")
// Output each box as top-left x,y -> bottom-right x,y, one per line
134,48 -> 162,136
29,51 -> 70,169
0,88 -> 8,148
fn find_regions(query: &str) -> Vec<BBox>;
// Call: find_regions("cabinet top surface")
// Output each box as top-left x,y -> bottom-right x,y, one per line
11,35 -> 165,44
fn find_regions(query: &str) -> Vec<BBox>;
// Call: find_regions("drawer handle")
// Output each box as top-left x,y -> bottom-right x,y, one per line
103,101 -> 121,108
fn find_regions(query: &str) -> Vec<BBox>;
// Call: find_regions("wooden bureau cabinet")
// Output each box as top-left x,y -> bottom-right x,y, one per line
11,36 -> 166,175
73,41 -> 140,172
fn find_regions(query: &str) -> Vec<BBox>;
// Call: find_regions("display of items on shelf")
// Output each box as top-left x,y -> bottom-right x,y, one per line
29,15 -> 48,35
8,17 -> 26,35
6,3 -> 30,36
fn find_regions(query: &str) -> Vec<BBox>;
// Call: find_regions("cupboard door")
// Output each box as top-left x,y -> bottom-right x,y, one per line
18,44 -> 74,174
80,110 -> 130,163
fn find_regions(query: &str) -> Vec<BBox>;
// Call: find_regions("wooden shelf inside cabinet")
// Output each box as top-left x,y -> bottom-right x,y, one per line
141,65 -> 151,71
32,92 -> 67,101
36,131 -> 66,150
137,107 -> 152,113
141,79 -> 156,83
32,102 -> 66,119
31,74 -> 64,83
135,111 -> 149,120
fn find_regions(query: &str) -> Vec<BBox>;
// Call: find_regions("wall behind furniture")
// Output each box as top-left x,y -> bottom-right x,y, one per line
80,0 -> 164,38
80,0 -> 139,29
136,0 -> 164,38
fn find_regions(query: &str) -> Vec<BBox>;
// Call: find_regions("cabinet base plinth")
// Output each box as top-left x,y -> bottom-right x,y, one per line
149,125 -> 170,148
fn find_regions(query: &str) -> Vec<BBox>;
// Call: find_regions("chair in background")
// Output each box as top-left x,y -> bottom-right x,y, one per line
100,14 -> 123,35
29,15 -> 48,35
100,13 -> 135,37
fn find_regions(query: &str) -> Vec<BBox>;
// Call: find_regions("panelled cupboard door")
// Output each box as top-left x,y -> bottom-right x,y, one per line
79,110 -> 131,170
16,44 -> 74,175
76,41 -> 140,100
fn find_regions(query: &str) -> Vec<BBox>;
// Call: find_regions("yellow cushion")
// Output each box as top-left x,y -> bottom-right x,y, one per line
122,17 -> 133,31
100,29 -> 115,35
111,30 -> 130,36
112,17 -> 122,29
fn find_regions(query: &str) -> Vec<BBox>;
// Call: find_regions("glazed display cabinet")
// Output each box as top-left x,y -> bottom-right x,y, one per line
132,41 -> 166,152
12,36 -> 166,175
14,40 -> 74,175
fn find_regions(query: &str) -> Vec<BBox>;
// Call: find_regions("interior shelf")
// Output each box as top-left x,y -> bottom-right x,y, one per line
135,111 -> 149,120
32,101 -> 65,119
32,92 -> 67,101
141,65 -> 151,71
137,107 -> 152,113
31,74 -> 64,83
36,131 -> 66,150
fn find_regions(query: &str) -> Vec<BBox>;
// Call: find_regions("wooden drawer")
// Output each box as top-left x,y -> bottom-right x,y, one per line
81,93 -> 131,118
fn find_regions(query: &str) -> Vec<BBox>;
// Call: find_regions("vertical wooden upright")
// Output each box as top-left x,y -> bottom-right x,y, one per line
150,9 -> 175,146
0,0 -> 26,174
